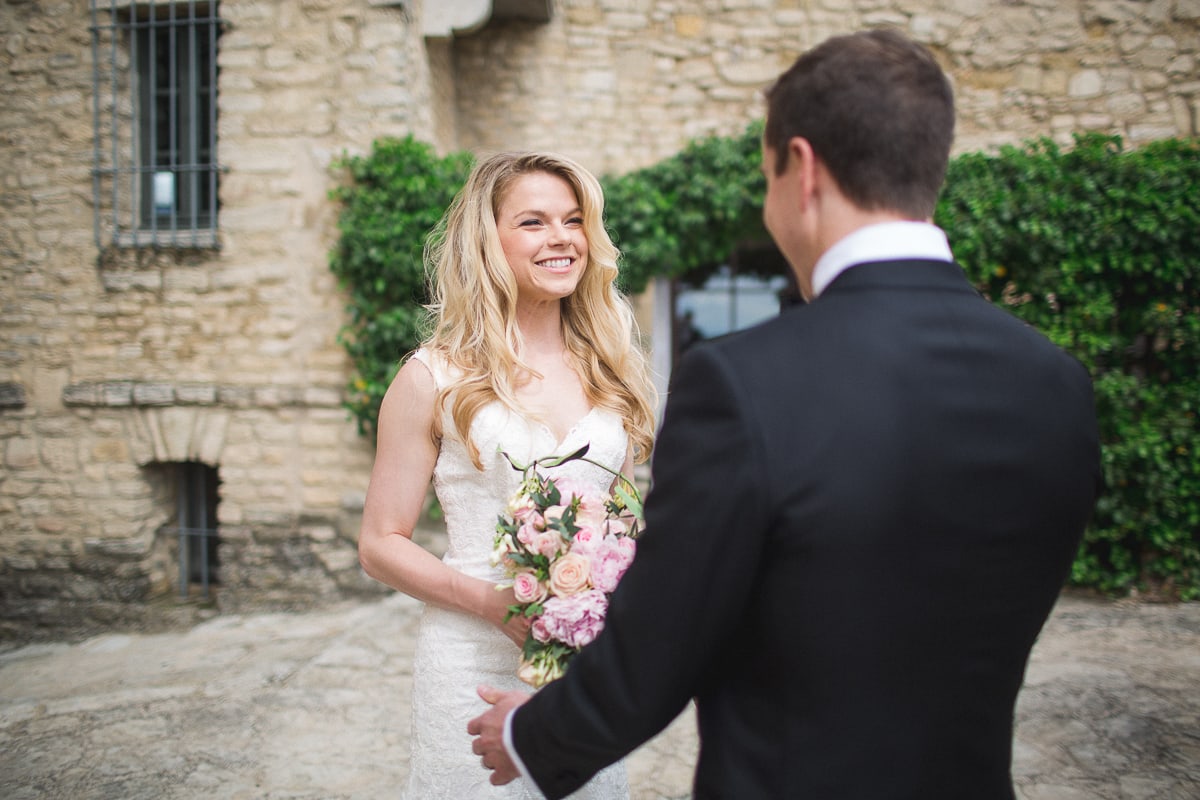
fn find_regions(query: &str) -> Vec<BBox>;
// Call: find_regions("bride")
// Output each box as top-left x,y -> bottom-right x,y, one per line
357,151 -> 657,798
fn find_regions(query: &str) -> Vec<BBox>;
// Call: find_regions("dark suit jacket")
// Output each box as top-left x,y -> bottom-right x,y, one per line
512,260 -> 1101,799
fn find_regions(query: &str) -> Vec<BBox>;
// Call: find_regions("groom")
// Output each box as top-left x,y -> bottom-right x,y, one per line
469,29 -> 1101,799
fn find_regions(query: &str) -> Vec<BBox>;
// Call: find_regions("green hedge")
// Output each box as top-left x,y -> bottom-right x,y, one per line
602,122 -> 767,293
328,137 -> 473,435
936,135 -> 1200,599
329,130 -> 1200,599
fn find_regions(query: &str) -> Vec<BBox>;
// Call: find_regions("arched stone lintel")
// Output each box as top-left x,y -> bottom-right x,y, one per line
129,406 -> 231,467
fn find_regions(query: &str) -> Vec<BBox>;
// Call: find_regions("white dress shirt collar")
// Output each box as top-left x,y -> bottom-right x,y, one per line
809,221 -> 953,299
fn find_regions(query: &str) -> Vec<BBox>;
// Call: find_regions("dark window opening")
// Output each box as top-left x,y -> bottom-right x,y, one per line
672,242 -> 800,367
90,1 -> 224,249
173,460 -> 220,599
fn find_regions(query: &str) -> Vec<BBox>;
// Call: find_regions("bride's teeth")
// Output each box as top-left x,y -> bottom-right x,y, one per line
540,258 -> 571,268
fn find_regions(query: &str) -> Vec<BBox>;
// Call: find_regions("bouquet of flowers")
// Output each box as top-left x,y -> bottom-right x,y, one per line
492,443 -> 644,688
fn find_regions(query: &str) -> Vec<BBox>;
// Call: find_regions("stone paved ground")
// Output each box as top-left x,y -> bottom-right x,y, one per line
0,591 -> 1196,800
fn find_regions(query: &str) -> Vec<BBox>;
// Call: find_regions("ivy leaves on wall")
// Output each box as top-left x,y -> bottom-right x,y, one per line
329,136 -> 474,436
602,121 -> 771,293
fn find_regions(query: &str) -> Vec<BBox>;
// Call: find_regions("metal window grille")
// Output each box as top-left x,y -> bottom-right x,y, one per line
172,461 -> 220,600
90,1 -> 224,249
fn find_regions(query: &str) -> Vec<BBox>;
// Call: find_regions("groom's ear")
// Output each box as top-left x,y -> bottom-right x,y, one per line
787,136 -> 818,211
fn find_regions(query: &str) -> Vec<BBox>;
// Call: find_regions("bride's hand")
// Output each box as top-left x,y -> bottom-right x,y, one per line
487,585 -> 532,648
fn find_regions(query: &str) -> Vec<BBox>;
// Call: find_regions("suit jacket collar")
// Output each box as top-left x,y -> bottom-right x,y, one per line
820,258 -> 975,296
810,221 -> 953,297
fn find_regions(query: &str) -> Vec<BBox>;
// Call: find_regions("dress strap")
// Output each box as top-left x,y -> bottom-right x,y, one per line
409,347 -> 452,391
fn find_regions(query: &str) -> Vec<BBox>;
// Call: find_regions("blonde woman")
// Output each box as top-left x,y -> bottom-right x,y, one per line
358,152 -> 656,799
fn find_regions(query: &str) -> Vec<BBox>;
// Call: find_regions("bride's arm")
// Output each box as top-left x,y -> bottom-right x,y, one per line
619,445 -> 635,485
358,358 -> 529,647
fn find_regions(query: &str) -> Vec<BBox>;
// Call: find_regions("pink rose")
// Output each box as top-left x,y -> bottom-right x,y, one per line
588,534 -> 636,593
516,521 -> 540,547
553,478 -> 607,527
614,534 -> 636,568
589,550 -> 622,594
532,529 -> 565,559
570,525 -> 600,554
512,571 -> 547,604
552,477 -> 601,507
549,551 -> 591,595
531,616 -> 551,643
538,590 -> 608,648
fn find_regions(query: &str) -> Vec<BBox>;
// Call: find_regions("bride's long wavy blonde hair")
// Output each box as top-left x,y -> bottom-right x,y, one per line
420,151 -> 657,468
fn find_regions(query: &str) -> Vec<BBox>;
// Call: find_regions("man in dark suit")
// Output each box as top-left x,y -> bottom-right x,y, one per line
469,29 -> 1101,799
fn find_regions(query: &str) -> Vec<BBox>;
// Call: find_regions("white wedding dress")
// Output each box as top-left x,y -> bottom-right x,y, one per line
403,349 -> 629,799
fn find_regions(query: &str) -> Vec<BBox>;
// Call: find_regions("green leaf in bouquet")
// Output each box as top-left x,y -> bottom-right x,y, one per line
534,443 -> 591,469
498,449 -> 529,472
521,637 -> 540,660
533,481 -> 562,508
506,551 -> 535,568
612,481 -> 643,521
547,641 -> 579,659
553,505 -> 580,537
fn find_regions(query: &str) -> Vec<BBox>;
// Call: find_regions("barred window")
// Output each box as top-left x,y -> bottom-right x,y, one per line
90,1 -> 223,249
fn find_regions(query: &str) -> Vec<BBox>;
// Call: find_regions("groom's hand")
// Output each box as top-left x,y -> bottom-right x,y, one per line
468,684 -> 531,786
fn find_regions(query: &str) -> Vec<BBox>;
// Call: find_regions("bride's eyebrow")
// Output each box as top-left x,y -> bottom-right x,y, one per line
511,207 -> 584,219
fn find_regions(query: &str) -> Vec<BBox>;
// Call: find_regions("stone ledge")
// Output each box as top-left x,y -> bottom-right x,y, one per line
62,382 -> 345,409
0,382 -> 26,409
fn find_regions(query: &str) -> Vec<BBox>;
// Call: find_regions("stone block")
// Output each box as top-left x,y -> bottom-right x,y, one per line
100,271 -> 163,292
1129,123 -> 1181,141
673,15 -> 704,37
158,406 -> 198,462
217,386 -> 254,407
316,545 -> 358,573
4,555 -> 40,571
84,536 -> 152,559
303,486 -> 341,508
303,523 -> 337,542
254,386 -> 303,407
1177,0 -> 1200,20
244,509 -> 298,529
61,382 -> 98,406
193,410 -> 230,465
132,383 -> 175,406
39,437 -> 78,473
90,438 -> 129,463
101,382 -> 134,407
0,382 -> 26,408
175,384 -> 218,405
1069,69 -> 1103,98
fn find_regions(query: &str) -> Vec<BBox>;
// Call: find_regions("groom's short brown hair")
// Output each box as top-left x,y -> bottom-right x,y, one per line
764,29 -> 955,220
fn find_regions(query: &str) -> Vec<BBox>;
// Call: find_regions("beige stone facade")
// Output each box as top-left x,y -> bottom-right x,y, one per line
1,0 -> 1197,636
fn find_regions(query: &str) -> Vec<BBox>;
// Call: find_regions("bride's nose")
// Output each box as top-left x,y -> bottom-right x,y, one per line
548,223 -> 573,245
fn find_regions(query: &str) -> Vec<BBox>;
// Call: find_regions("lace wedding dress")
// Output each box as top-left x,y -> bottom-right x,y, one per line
403,349 -> 630,799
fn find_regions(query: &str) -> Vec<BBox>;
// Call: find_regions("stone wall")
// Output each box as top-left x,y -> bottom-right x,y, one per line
1,0 -> 1197,639
0,0 -> 440,637
452,0 -> 1199,173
